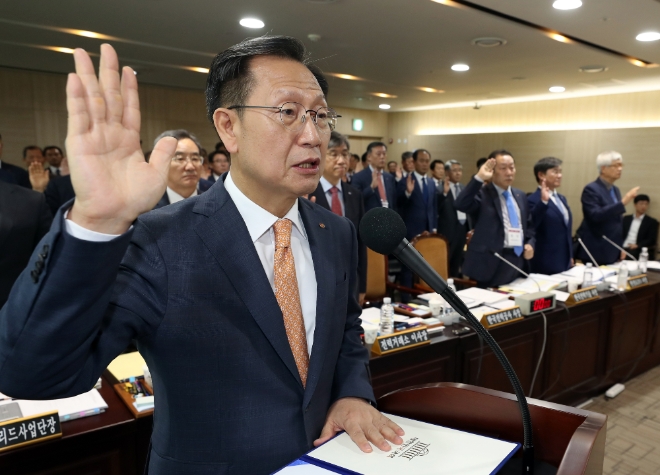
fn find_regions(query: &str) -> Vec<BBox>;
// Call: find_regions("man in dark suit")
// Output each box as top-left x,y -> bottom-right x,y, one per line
44,146 -> 66,178
455,150 -> 535,288
576,151 -> 640,265
527,157 -> 573,275
351,141 -> 397,212
623,194 -> 658,259
206,150 -> 230,184
0,134 -> 31,188
0,38 -> 402,475
438,160 -> 468,277
44,173 -> 76,216
310,131 -> 366,305
0,182 -> 52,307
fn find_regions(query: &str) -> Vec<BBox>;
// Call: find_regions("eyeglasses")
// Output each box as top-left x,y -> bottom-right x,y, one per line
227,102 -> 341,134
327,150 -> 350,159
172,153 -> 203,166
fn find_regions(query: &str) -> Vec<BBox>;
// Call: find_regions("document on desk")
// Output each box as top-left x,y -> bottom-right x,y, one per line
303,413 -> 519,475
274,459 -> 338,474
16,388 -> 108,422
456,287 -> 509,305
419,291 -> 480,309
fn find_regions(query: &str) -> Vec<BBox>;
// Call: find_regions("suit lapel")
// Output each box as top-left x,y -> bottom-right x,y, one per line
342,185 -> 357,224
193,183 -> 303,387
487,184 -> 504,224
299,199 -> 334,406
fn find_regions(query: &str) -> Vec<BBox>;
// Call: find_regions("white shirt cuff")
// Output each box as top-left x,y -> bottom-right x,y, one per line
474,175 -> 484,183
63,209 -> 130,242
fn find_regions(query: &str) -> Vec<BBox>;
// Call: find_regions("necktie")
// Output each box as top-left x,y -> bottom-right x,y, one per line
273,219 -> 309,387
330,186 -> 343,216
551,193 -> 569,225
502,190 -> 523,256
422,177 -> 429,203
609,187 -> 618,203
376,171 -> 387,203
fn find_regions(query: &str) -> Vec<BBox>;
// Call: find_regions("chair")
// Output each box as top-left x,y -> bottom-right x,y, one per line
364,247 -> 389,303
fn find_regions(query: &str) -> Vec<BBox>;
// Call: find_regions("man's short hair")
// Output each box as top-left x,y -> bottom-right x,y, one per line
328,131 -> 350,150
22,146 -> 42,158
361,152 -> 367,163
366,141 -> 387,155
533,157 -> 563,183
635,194 -> 650,204
387,160 -> 397,169
209,150 -> 230,164
430,159 -> 444,171
476,157 -> 487,169
351,153 -> 360,163
444,159 -> 461,171
401,151 -> 413,162
596,151 -> 622,172
43,145 -> 63,156
154,129 -> 203,155
205,35 -> 328,123
412,149 -> 430,161
488,149 -> 514,160
215,141 -> 225,151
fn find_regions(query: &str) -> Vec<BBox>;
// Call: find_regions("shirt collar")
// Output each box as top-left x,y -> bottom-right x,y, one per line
413,171 -> 426,181
493,183 -> 511,196
597,176 -> 613,190
635,214 -> 646,221
320,176 -> 342,194
224,171 -> 306,243
166,187 -> 197,204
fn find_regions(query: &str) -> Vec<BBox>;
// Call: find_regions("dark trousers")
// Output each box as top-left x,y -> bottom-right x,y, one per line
477,249 -> 526,289
448,222 -> 468,277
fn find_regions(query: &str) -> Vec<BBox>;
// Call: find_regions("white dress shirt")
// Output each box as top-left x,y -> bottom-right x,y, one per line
320,176 -> 345,216
166,187 -> 197,204
624,214 -> 645,248
64,172 -> 318,356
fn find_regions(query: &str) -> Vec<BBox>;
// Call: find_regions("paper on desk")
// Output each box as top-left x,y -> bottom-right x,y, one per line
486,299 -> 517,310
647,261 -> 660,270
467,306 -> 494,319
107,351 -> 146,381
17,388 -> 108,421
418,292 -> 481,309
274,460 -> 337,474
306,413 -> 518,475
551,290 -> 570,302
456,287 -> 509,305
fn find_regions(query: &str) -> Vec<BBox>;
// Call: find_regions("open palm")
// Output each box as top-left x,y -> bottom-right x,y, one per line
66,44 -> 176,234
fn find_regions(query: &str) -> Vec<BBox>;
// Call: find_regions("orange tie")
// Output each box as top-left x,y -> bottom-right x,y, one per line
273,219 -> 309,387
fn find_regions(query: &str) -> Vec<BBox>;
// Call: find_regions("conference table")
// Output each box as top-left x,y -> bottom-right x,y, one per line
1,272 -> 658,474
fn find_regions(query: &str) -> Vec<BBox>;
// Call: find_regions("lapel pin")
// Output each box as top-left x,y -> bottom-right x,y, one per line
319,223 -> 326,228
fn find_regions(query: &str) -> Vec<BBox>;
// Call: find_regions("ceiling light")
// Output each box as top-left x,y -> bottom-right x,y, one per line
379,104 -> 391,110
629,59 -> 648,68
418,87 -> 445,93
64,29 -> 115,40
472,37 -> 507,48
549,86 -> 566,93
372,92 -> 397,98
328,73 -> 362,80
239,18 -> 265,29
184,67 -> 210,74
636,32 -> 660,42
451,64 -> 469,72
552,0 -> 582,10
549,33 -> 571,43
579,65 -> 607,73
44,46 -> 75,54
430,0 -> 456,5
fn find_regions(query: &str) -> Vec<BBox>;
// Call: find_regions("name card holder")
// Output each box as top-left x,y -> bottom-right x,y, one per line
566,286 -> 599,306
371,326 -> 430,356
627,274 -> 649,290
480,306 -> 524,330
0,410 -> 61,453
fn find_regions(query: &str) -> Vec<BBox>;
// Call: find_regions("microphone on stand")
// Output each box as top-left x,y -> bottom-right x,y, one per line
576,237 -> 610,291
602,235 -> 641,276
491,252 -> 541,292
359,207 -> 535,475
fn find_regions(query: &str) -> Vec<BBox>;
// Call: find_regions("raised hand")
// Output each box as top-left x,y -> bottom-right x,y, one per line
477,157 -> 496,182
622,186 -> 640,206
406,173 -> 415,195
371,170 -> 380,189
540,178 -> 551,203
66,44 -> 177,234
443,176 -> 451,195
28,162 -> 50,192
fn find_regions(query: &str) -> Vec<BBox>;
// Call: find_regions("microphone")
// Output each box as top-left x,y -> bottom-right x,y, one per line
491,251 -> 541,292
576,237 -> 609,291
602,235 -> 636,261
359,207 -> 535,475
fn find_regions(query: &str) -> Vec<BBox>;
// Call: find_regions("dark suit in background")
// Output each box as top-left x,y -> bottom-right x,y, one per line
396,173 -> 438,240
310,181 -> 367,294
437,182 -> 469,277
0,182 -> 52,306
351,166 -> 397,213
0,179 -> 373,475
528,188 -> 573,275
576,178 -> 625,265
0,161 -> 31,189
44,174 -> 76,216
455,178 -> 535,287
623,214 -> 659,259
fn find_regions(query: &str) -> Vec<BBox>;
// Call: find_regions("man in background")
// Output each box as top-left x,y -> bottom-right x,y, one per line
455,150 -> 535,288
23,146 -> 50,192
346,153 -> 360,182
310,131 -> 366,305
576,151 -> 640,265
207,149 -> 231,183
527,157 -> 573,275
623,194 -> 658,260
0,133 -> 31,188
351,141 -> 397,212
430,159 -> 445,188
438,160 -> 468,277
44,146 -> 66,178
397,151 -> 414,182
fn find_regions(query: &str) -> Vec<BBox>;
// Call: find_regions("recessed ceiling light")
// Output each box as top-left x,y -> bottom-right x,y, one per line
549,86 -> 566,93
328,73 -> 362,81
472,37 -> 507,48
418,87 -> 445,93
372,92 -> 397,98
451,64 -> 469,72
552,0 -> 582,10
44,46 -> 76,54
629,59 -> 648,68
549,33 -> 571,43
579,65 -> 608,73
239,18 -> 265,29
636,32 -> 660,42
379,104 -> 391,110
184,67 -> 210,74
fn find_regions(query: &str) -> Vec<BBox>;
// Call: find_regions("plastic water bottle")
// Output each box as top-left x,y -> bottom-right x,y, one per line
582,263 -> 593,288
444,279 -> 459,324
639,247 -> 649,273
379,297 -> 394,335
617,261 -> 629,291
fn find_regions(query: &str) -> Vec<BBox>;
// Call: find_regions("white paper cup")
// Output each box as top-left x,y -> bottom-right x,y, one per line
364,328 -> 378,345
429,299 -> 444,317
567,281 -> 578,292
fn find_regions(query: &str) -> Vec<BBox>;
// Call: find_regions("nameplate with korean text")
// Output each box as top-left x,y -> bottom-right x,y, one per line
0,411 -> 61,453
480,306 -> 524,329
566,286 -> 599,306
628,274 -> 649,290
371,327 -> 430,356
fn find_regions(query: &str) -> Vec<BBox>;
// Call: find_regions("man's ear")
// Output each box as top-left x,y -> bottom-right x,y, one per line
214,109 -> 239,154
